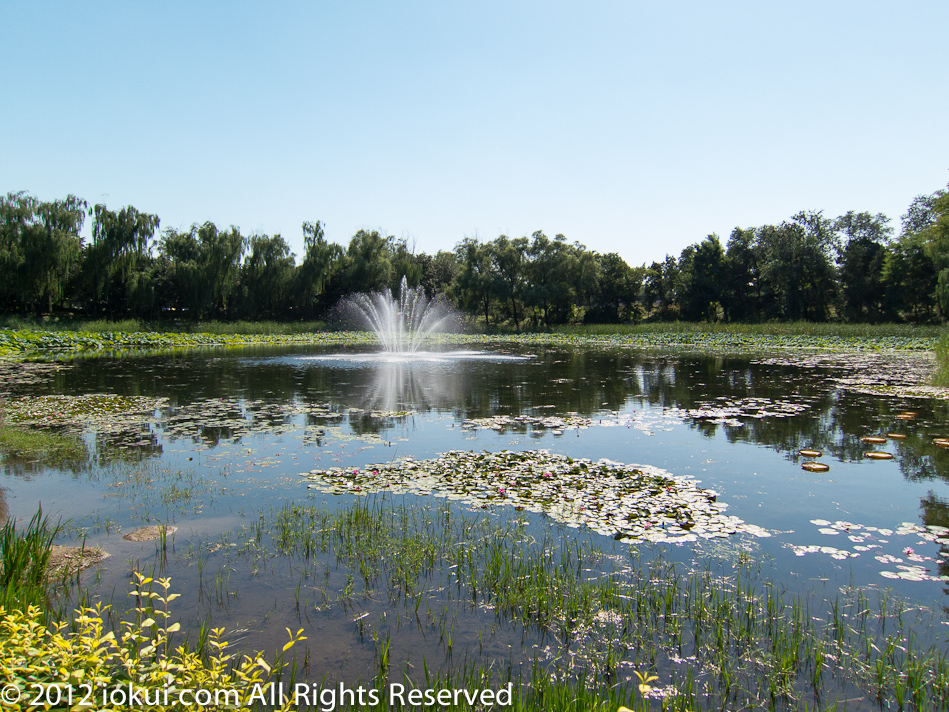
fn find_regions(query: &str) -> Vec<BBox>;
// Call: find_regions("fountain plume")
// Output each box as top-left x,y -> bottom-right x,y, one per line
341,277 -> 460,353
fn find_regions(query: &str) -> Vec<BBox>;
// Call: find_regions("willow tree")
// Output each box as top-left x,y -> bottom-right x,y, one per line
86,203 -> 160,317
0,192 -> 88,314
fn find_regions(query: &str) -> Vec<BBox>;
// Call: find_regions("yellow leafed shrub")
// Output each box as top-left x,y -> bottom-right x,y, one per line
0,573 -> 304,711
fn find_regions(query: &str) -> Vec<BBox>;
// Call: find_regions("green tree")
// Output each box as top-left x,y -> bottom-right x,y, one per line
834,211 -> 892,322
296,220 -> 343,318
240,234 -> 295,318
592,252 -> 639,323
343,230 -> 393,294
86,203 -> 160,317
919,188 -> 949,316
676,234 -> 725,322
452,237 -> 497,327
390,238 -> 424,290
882,232 -> 937,322
524,232 -> 576,326
489,235 -> 528,330
158,222 -> 244,318
0,192 -> 34,312
1,193 -> 88,314
757,212 -> 837,321
723,227 -> 763,322
419,250 -> 459,297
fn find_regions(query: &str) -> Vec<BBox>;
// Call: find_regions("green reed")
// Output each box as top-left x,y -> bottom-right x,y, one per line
222,497 -> 949,710
0,506 -> 59,612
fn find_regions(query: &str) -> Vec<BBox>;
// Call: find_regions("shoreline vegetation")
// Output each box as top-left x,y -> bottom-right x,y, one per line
0,321 -> 943,361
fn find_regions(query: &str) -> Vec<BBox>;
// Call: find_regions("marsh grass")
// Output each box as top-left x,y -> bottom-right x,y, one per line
0,507 -> 59,611
218,497 -> 949,711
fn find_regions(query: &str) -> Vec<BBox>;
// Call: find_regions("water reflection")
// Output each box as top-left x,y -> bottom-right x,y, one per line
35,344 -> 949,486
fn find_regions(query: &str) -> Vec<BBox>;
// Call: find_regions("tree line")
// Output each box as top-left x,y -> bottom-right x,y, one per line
1,183 -> 947,326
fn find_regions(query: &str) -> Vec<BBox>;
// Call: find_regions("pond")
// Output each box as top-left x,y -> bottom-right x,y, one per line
2,340 -> 948,710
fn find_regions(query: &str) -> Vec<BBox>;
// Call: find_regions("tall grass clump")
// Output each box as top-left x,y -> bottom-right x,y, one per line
0,507 -> 58,611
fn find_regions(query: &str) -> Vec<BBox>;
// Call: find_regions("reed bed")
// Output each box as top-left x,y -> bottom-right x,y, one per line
217,497 -> 949,711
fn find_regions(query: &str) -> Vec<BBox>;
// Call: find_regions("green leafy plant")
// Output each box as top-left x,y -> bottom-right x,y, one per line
0,573 -> 305,712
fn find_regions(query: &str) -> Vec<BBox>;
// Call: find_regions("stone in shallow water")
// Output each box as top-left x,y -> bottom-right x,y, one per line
123,525 -> 178,542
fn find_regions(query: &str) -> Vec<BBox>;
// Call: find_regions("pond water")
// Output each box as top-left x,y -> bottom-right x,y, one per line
2,341 -> 948,705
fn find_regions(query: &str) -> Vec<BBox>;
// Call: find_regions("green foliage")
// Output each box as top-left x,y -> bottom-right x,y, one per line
86,204 -> 160,318
834,211 -> 892,321
883,232 -> 938,322
4,183 -> 949,327
344,230 -> 394,293
0,508 -> 58,611
238,234 -> 295,318
0,573 -> 304,712
675,234 -> 724,322
0,192 -> 88,314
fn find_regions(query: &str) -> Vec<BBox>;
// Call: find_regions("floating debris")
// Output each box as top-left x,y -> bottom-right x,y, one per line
303,450 -> 770,544
755,351 -> 947,400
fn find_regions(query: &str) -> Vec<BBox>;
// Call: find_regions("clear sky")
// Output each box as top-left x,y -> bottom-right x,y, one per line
2,1 -> 947,267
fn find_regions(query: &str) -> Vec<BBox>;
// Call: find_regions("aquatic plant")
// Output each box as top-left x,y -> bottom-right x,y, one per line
0,507 -> 59,612
229,498 -> 949,710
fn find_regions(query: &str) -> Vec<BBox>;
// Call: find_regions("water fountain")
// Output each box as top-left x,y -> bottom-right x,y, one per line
341,276 -> 460,354
303,278 -> 524,412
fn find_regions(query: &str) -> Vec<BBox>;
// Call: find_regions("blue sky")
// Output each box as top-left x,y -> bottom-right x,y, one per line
2,1 -> 947,267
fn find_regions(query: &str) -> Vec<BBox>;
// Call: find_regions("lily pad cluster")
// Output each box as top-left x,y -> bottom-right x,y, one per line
0,328 -> 378,358
2,394 -> 166,432
671,396 -> 812,427
756,351 -> 944,400
789,519 -> 949,583
303,450 -> 771,544
460,414 -> 591,433
157,398 -> 342,442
